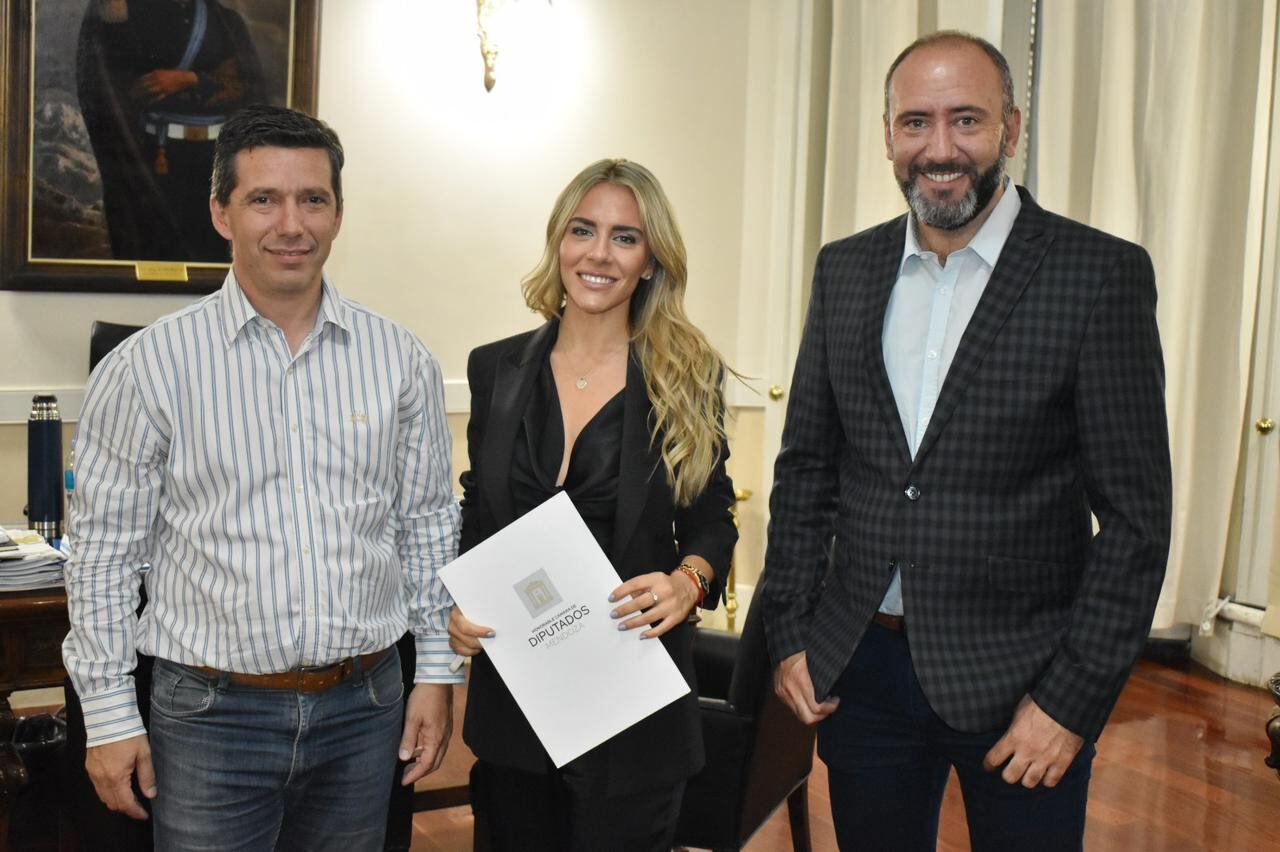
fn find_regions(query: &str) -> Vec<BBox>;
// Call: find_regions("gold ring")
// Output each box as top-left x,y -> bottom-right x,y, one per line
650,590 -> 660,606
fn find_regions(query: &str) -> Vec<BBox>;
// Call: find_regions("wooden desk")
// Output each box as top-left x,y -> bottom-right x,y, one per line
0,587 -> 69,722
0,587 -> 70,852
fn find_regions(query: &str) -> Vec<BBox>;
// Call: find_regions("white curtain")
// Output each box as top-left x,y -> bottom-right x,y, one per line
821,0 -> 1030,240
820,2 -> 920,240
1035,0 -> 1272,629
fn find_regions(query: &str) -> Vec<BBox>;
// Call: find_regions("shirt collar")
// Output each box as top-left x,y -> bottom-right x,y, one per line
217,270 -> 350,345
315,276 -> 351,336
900,177 -> 1023,272
218,270 -> 255,343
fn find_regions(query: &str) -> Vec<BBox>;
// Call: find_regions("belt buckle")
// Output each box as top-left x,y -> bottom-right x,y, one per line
299,658 -> 353,692
298,661 -> 337,675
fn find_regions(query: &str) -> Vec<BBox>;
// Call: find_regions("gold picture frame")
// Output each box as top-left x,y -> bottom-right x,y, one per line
0,0 -> 320,294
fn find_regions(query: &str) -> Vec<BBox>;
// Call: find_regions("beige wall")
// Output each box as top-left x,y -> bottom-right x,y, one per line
316,0 -> 750,382
0,0 -> 755,391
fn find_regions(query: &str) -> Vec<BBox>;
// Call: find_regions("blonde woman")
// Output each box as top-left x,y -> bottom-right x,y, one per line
449,159 -> 737,851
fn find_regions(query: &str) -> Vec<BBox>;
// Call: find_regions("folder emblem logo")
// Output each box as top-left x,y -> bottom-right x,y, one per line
514,568 -> 563,618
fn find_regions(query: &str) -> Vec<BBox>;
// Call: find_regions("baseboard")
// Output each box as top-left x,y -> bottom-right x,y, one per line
1,378 -> 768,423
0,381 -> 471,422
0,388 -> 85,424
1192,618 -> 1280,688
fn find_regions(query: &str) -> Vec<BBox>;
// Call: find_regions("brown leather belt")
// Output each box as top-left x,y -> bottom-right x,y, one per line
872,612 -> 905,632
188,647 -> 393,694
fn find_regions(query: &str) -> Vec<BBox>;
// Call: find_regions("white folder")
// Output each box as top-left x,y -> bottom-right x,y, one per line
440,491 -> 690,767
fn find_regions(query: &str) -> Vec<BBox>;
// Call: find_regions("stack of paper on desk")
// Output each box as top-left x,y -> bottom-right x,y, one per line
0,528 -> 65,591
440,492 -> 690,767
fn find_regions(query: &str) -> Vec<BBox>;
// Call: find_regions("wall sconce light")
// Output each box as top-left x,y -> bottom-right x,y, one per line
476,0 -> 551,91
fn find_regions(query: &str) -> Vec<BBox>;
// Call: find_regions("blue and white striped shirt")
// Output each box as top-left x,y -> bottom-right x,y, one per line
63,273 -> 462,747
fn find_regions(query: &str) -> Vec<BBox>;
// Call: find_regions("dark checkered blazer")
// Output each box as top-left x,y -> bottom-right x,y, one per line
762,187 -> 1172,742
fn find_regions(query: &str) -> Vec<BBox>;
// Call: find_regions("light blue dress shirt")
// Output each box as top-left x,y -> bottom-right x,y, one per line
63,273 -> 462,747
878,181 -> 1022,615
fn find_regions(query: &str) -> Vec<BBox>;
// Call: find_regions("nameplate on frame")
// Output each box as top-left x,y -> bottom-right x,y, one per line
134,262 -> 189,282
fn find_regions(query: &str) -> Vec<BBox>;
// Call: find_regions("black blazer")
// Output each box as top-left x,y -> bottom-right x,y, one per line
763,188 -> 1173,742
459,320 -> 738,796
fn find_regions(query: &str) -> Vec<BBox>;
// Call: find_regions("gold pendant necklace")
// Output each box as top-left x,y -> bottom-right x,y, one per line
555,346 -> 626,391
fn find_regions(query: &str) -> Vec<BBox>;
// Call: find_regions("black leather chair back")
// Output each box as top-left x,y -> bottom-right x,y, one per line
89,321 -> 145,373
675,584 -> 816,851
726,589 -> 770,713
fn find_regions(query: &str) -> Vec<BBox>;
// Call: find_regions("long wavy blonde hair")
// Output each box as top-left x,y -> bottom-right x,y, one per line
522,159 -> 729,506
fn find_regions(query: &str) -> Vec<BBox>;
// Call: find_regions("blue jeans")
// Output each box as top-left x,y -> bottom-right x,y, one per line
819,623 -> 1095,851
149,650 -> 403,851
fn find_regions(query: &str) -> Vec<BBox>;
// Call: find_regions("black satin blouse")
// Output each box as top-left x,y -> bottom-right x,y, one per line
509,356 -> 624,553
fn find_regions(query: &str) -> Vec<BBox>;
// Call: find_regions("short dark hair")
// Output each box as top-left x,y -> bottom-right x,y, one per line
210,105 -> 345,210
883,31 -> 1015,122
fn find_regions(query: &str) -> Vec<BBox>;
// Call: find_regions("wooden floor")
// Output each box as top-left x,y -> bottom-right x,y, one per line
411,658 -> 1278,851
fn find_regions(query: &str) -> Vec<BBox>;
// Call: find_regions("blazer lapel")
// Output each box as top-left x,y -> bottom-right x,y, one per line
910,188 -> 1052,466
480,321 -> 557,527
610,351 -> 659,565
864,217 -> 914,467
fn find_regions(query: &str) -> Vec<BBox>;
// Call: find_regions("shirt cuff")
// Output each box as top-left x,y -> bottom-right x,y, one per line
414,634 -> 464,685
80,686 -> 147,748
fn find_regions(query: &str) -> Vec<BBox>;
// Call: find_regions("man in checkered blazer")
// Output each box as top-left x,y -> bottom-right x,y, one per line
762,31 -> 1172,850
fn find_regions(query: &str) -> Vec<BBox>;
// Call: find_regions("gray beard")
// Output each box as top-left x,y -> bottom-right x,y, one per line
902,156 -> 1005,231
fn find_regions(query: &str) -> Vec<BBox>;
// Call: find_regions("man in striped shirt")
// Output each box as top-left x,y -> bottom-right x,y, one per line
62,105 -> 461,850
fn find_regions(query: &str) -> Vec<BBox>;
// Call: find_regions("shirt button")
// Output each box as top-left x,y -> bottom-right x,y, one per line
295,484 -> 304,494
927,350 -> 939,360
291,424 -> 298,433
307,606 -> 314,616
302,545 -> 311,555
904,485 -> 921,501
939,287 -> 949,294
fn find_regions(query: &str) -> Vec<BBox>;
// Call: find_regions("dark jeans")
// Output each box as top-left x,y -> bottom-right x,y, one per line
63,634 -> 418,852
819,622 -> 1095,852
471,759 -> 685,852
149,651 -> 403,851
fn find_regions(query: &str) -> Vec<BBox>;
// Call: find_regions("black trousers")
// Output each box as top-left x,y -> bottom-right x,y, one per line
471,759 -> 685,852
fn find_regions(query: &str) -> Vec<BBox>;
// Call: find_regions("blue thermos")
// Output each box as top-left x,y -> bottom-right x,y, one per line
26,394 -> 63,540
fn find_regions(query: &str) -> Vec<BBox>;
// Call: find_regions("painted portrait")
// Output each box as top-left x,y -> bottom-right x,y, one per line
0,0 -> 319,293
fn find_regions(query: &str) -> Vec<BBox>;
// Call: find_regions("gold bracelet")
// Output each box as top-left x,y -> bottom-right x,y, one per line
675,563 -> 708,607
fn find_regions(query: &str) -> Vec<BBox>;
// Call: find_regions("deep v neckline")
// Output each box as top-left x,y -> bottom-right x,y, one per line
552,383 -> 625,488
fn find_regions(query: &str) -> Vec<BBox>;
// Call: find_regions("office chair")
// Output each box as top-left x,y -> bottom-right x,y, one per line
89,321 -> 145,373
673,592 -> 815,852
